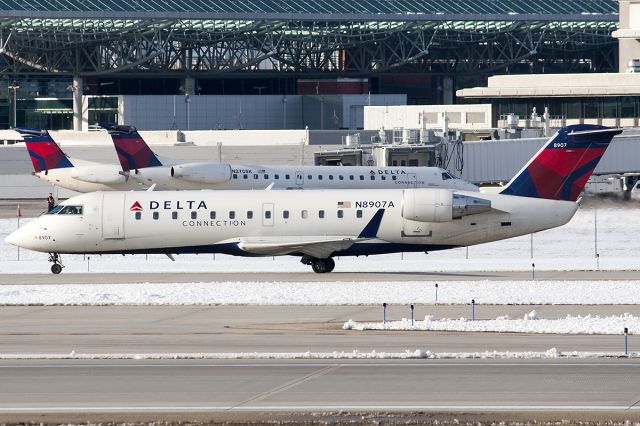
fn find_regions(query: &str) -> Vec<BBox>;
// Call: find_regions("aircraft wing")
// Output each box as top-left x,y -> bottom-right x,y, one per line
237,236 -> 364,258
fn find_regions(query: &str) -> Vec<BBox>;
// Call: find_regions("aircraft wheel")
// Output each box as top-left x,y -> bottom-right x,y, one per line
51,264 -> 62,274
311,259 -> 328,273
325,257 -> 335,273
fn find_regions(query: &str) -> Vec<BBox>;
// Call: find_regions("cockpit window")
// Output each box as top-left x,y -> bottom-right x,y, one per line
441,172 -> 458,180
58,205 -> 83,215
47,205 -> 64,214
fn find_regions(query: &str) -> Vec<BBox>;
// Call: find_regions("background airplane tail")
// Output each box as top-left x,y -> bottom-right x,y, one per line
102,123 -> 163,171
17,128 -> 73,173
500,124 -> 622,202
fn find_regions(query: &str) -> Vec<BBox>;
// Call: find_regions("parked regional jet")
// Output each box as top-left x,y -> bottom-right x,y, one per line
7,125 -> 622,274
19,128 -> 142,192
105,124 -> 478,191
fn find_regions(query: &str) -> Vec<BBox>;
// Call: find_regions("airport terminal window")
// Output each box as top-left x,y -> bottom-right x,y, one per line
621,97 -> 636,118
191,211 -> 197,219
229,211 -> 235,219
409,159 -> 419,166
153,212 -> 159,220
356,210 -> 363,218
210,211 -> 216,219
172,212 -> 178,220
319,210 -> 325,218
337,210 -> 344,218
59,205 -> 83,215
247,211 -> 253,219
301,210 -> 308,219
283,210 -> 289,219
135,212 -> 141,220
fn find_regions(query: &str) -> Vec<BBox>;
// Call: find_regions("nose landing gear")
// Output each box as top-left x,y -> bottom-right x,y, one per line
301,256 -> 335,273
48,253 -> 64,274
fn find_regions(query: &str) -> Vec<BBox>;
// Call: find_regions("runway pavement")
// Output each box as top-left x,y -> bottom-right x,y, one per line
0,305 -> 637,355
1,359 -> 639,416
2,269 -> 640,284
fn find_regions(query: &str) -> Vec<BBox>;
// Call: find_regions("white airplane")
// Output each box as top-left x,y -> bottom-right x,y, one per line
18,128 -> 141,192
7,125 -> 622,274
105,124 -> 478,191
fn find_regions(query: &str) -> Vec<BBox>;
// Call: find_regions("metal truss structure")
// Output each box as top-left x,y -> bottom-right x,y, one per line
0,0 -> 619,77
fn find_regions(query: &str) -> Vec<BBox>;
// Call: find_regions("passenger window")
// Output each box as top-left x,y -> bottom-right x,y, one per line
243,174 -> 248,179
153,211 -> 159,220
307,175 -> 312,180
359,175 -> 364,180
229,211 -> 235,219
349,175 -> 354,180
319,210 -> 325,218
392,176 -> 397,181
285,174 -> 290,179
283,210 -> 289,219
356,210 -> 363,218
318,175 -> 323,180
337,210 -> 344,218
339,175 -> 344,181
275,174 -> 279,180
135,212 -> 141,220
191,211 -> 197,219
253,174 -> 258,179
265,211 -> 272,219
370,175 -> 375,180
381,176 -> 386,181
233,174 -> 237,179
329,175 -> 333,180
301,210 -> 308,219
210,211 -> 216,219
264,174 -> 269,179
172,211 -> 178,220
247,211 -> 253,219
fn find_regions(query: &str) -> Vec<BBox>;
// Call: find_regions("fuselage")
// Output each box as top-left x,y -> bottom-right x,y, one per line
127,164 -> 479,191
8,189 -> 578,258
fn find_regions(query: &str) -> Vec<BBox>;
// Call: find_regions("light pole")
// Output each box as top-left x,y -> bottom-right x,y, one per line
8,80 -> 20,127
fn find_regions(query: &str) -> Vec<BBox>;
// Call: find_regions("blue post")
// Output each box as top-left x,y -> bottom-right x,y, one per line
532,263 -> 535,281
383,302 -> 387,324
435,283 -> 438,303
410,304 -> 414,327
625,327 -> 629,356
471,299 -> 475,321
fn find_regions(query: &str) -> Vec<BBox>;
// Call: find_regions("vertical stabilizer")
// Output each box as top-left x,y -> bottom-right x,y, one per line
17,128 -> 73,172
500,124 -> 622,201
103,124 -> 163,171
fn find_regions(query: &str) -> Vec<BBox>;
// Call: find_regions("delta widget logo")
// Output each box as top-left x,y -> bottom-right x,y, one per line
130,201 -> 143,211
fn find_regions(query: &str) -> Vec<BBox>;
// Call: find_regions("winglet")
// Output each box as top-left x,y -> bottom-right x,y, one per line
500,124 -> 622,202
358,209 -> 385,238
16,128 -> 73,172
102,123 -> 163,172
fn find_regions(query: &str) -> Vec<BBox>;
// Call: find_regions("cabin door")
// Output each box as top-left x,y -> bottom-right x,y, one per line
102,192 -> 126,239
407,173 -> 417,188
295,171 -> 304,186
262,203 -> 274,226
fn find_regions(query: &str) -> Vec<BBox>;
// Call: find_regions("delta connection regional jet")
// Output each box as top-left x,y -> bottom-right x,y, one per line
19,125 -> 478,193
7,125 -> 622,274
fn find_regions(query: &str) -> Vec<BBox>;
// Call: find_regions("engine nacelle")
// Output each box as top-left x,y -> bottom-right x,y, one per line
170,163 -> 232,184
402,189 -> 491,223
70,166 -> 127,185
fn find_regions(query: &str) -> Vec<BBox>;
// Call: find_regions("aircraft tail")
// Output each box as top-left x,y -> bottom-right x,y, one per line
102,123 -> 163,171
499,125 -> 622,202
17,128 -> 73,173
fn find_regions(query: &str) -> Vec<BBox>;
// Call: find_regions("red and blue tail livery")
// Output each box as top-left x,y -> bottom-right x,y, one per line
500,124 -> 622,202
102,124 -> 163,172
17,128 -> 73,173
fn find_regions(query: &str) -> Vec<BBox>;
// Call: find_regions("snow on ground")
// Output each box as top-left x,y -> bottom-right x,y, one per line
1,280 -> 639,305
344,311 -> 639,335
0,348 -> 636,360
0,204 -> 639,273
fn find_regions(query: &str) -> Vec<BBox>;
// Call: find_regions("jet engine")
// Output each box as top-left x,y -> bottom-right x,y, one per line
402,188 -> 491,223
70,166 -> 128,185
170,163 -> 232,184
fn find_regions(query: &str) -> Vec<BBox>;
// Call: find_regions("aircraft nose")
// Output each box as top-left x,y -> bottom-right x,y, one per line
6,227 -> 27,248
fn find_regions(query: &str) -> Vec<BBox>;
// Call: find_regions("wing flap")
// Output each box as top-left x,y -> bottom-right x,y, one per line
238,236 -> 362,257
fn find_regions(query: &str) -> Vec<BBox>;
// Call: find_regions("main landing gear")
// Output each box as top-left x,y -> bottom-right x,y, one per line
48,253 -> 64,274
301,256 -> 335,273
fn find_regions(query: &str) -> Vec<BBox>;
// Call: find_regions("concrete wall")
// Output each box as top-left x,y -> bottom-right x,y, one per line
363,104 -> 493,131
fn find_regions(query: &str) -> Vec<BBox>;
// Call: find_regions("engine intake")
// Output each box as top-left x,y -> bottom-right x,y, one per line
402,189 -> 491,223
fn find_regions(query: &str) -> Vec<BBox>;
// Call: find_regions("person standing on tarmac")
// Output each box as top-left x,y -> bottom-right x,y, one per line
47,193 -> 55,212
